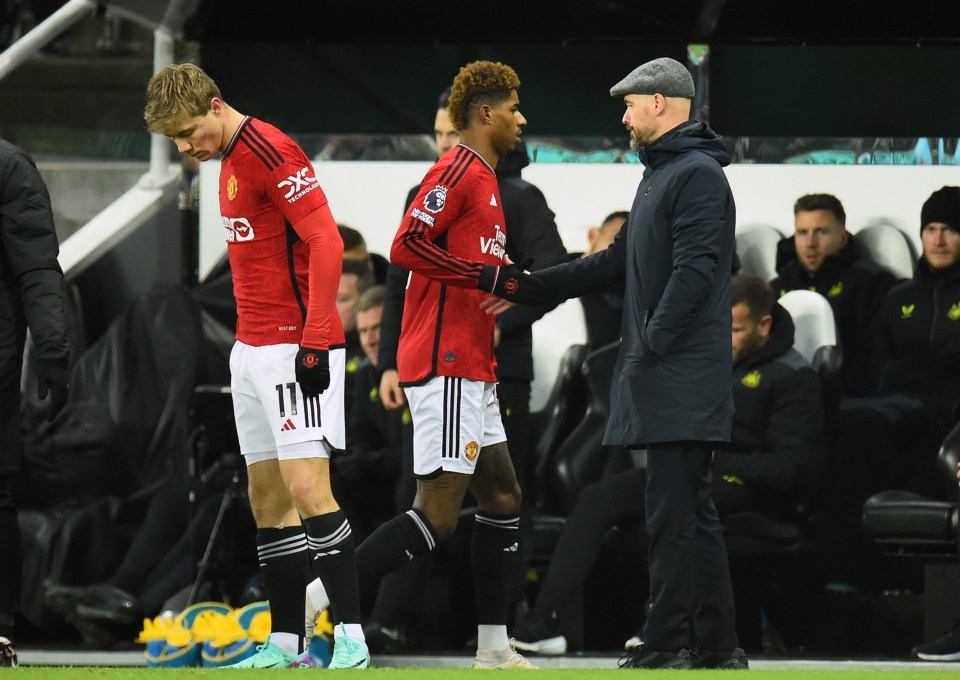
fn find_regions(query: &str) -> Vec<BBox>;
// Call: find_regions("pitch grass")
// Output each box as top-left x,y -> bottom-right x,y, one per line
10,670 -> 960,679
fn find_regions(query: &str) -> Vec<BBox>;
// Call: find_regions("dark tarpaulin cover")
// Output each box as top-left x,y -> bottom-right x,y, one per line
17,284 -> 207,509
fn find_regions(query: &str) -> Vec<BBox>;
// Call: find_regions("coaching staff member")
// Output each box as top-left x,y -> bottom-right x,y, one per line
485,57 -> 744,669
0,138 -> 70,666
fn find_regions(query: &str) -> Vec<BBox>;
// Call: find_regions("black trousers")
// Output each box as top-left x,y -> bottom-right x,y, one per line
0,475 -> 19,638
532,464 -> 759,620
643,443 -> 738,652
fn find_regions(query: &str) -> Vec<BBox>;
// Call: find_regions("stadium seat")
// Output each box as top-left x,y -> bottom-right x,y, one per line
541,340 -> 629,516
735,223 -> 786,281
777,289 -> 841,373
530,344 -> 589,510
862,423 -> 960,642
856,221 -> 917,280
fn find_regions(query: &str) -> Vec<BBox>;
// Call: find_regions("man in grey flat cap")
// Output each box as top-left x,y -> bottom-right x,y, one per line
482,56 -> 746,669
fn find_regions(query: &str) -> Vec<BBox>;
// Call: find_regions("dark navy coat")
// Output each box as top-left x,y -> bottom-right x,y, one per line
0,139 -> 69,472
538,121 -> 736,446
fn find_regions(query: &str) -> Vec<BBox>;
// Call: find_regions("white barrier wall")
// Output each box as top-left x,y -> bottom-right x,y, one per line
199,160 -> 958,409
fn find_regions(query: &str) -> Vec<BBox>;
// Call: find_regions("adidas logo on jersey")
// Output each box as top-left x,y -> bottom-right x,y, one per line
490,194 -> 497,206
281,418 -> 297,432
503,542 -> 519,552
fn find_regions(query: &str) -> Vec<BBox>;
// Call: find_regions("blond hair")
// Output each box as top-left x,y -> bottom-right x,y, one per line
447,61 -> 520,131
144,64 -> 222,135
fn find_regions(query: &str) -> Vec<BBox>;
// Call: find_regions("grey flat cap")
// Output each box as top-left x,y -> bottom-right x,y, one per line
610,57 -> 695,99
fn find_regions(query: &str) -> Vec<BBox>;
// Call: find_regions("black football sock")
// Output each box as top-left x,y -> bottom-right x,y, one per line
356,509 -> 438,585
369,553 -> 431,626
303,510 -> 361,625
257,527 -> 311,646
472,512 -> 520,625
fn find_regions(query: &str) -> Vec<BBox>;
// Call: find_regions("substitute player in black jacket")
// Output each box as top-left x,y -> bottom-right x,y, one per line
715,277 -> 823,507
837,186 -> 960,503
874,186 -> 960,409
771,194 -> 897,396
0,138 -> 70,666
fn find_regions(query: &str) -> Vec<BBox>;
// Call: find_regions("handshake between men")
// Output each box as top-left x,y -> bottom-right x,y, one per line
478,261 -> 555,311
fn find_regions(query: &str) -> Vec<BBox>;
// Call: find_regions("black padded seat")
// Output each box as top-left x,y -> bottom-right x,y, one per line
860,424 -> 960,642
863,490 -> 958,551
862,423 -> 960,556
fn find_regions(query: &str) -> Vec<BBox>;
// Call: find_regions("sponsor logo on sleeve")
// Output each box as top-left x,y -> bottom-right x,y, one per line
410,207 -> 435,226
277,166 -> 319,203
423,185 -> 448,213
222,216 -> 255,242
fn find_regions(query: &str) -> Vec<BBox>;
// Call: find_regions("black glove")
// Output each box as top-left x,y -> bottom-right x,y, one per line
478,264 -> 554,305
295,347 -> 330,398
38,358 -> 69,422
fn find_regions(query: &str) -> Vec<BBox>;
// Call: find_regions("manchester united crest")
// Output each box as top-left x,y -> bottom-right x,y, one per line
227,175 -> 239,201
464,440 -> 479,461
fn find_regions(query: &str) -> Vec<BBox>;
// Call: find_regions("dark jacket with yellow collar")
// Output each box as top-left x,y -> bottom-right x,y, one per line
713,304 -> 823,498
771,233 -> 897,396
874,257 -> 960,406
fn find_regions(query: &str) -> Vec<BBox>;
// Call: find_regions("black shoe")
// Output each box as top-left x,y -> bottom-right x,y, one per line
619,645 -> 693,669
694,647 -> 750,669
512,614 -> 568,655
362,621 -> 408,654
73,585 -> 141,625
912,620 -> 960,661
0,636 -> 17,667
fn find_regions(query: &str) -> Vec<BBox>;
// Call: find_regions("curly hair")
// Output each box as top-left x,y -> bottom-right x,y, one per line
447,61 -> 520,131
144,64 -> 222,135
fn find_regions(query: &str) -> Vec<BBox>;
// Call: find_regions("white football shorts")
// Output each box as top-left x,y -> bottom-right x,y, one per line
229,341 -> 345,464
404,375 -> 506,478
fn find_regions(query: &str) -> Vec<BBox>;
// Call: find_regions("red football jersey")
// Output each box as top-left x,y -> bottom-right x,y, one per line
219,117 -> 345,347
391,144 -> 506,384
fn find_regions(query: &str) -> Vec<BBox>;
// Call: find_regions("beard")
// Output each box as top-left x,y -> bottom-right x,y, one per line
733,333 -> 762,364
628,124 -> 655,151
